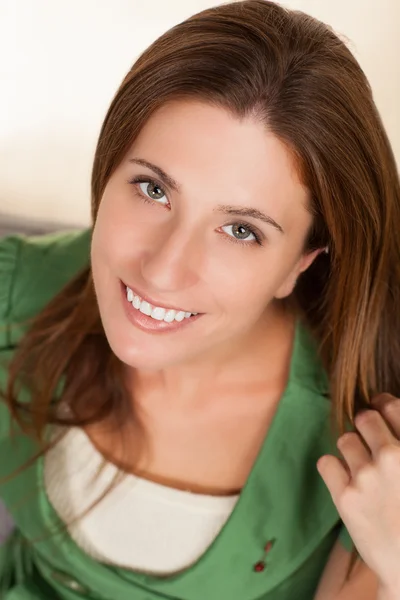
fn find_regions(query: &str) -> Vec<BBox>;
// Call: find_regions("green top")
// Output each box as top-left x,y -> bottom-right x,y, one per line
0,230 -> 352,600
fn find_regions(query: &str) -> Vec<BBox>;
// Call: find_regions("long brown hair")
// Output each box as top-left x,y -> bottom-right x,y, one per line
3,0 -> 400,579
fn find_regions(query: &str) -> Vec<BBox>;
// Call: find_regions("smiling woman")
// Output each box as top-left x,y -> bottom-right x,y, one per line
90,100 -> 317,372
1,1 -> 400,599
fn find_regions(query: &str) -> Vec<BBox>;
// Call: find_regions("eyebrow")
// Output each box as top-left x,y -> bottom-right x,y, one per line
128,158 -> 181,193
128,157 -> 284,234
215,205 -> 284,234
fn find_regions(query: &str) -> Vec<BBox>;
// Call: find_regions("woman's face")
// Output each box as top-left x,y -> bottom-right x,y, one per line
91,99 -> 320,371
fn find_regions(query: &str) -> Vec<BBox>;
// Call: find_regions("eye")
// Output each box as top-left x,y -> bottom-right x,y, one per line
221,223 -> 262,245
129,176 -> 169,206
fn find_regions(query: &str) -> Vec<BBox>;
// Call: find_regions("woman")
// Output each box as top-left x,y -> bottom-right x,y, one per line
1,1 -> 400,598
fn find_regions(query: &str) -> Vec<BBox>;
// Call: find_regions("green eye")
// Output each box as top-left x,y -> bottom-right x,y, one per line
231,224 -> 255,240
221,223 -> 261,244
129,176 -> 169,206
139,181 -> 168,204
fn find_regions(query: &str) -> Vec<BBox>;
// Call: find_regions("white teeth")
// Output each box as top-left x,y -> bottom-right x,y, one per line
151,306 -> 166,321
164,309 -> 176,323
126,287 -> 195,323
139,301 -> 152,316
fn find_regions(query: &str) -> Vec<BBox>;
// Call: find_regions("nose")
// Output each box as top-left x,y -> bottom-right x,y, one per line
140,222 -> 202,294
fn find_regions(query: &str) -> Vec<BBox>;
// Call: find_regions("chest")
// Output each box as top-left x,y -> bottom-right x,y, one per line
85,388 -> 283,495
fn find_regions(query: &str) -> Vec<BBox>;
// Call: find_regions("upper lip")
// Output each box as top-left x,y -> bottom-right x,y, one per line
122,280 -> 197,314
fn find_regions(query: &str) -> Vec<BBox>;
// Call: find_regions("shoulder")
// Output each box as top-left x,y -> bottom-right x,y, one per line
0,229 -> 91,437
0,228 -> 91,349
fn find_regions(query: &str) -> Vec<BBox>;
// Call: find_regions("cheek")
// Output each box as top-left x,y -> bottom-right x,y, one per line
212,262 -> 277,318
91,204 -> 128,306
92,195 -> 117,257
94,188 -> 166,262
209,245 -> 298,317
91,212 -> 112,281
92,194 -> 138,267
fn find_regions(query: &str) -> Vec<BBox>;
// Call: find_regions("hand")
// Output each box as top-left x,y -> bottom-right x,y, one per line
317,393 -> 400,593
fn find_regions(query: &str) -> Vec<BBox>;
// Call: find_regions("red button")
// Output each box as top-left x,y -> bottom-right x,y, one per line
254,561 -> 266,572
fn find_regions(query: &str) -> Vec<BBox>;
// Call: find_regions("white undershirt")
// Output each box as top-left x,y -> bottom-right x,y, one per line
44,427 -> 239,575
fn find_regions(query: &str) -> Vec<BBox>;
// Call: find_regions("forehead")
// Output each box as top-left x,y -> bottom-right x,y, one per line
124,99 -> 310,221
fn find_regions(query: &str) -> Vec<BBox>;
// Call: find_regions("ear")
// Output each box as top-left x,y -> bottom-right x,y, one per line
274,247 -> 326,300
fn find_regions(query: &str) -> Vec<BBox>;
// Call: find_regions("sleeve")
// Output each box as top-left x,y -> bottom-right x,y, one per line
0,228 -> 91,442
0,236 -> 21,440
0,229 -> 91,350
0,235 -> 21,351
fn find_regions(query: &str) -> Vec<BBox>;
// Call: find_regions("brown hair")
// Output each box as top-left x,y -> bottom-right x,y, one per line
3,0 -> 400,580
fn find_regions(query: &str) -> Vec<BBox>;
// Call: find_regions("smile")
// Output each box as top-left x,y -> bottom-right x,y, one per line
125,286 -> 198,323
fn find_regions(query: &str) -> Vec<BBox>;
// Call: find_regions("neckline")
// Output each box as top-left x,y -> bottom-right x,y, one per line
33,315 -> 332,599
48,426 -> 241,511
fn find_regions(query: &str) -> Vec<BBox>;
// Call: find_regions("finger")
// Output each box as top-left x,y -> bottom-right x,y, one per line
317,455 -> 350,506
371,393 -> 400,439
354,409 -> 397,459
337,432 -> 371,477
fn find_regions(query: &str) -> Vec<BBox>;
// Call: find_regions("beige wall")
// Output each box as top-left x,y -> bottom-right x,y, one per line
0,0 -> 399,228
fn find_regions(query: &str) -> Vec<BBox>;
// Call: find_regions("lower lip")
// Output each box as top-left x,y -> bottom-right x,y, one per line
120,281 -> 202,334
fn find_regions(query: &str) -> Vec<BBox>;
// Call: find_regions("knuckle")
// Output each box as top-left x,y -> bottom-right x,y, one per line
377,444 -> 400,468
355,409 -> 378,428
354,462 -> 375,487
382,399 -> 400,416
337,432 -> 356,447
338,484 -> 358,515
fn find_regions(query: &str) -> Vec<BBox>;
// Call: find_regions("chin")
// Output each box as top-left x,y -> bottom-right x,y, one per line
102,325 -> 182,372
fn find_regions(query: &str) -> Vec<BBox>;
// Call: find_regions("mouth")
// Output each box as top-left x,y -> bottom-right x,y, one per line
120,280 -> 202,333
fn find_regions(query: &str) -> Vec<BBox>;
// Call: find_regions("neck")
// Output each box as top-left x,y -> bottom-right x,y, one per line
128,300 -> 296,413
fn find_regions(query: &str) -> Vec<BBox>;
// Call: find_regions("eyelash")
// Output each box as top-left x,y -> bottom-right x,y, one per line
128,176 -> 168,207
222,224 -> 264,246
127,176 -> 264,247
